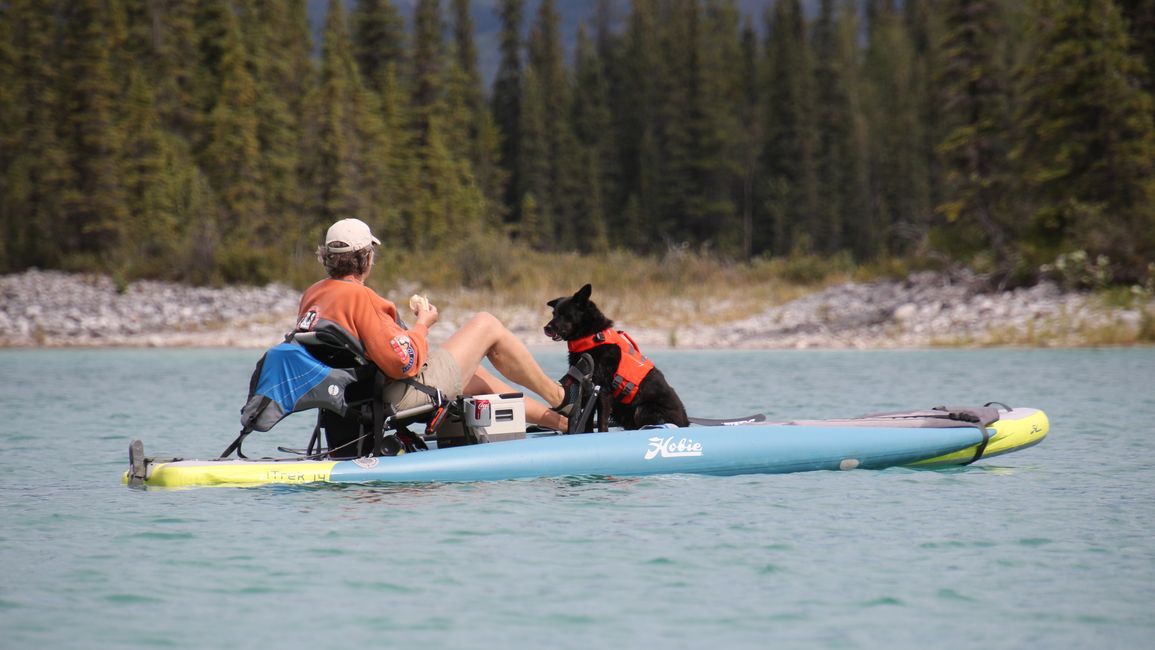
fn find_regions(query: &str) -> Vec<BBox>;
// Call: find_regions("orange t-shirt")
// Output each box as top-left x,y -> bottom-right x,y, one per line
296,278 -> 429,379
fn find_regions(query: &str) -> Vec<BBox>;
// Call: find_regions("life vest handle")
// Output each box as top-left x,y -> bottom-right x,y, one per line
616,330 -> 644,357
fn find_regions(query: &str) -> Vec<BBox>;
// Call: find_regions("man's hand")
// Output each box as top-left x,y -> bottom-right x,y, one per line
409,293 -> 438,327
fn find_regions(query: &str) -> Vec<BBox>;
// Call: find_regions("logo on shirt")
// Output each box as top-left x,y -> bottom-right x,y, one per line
297,309 -> 318,331
390,335 -> 416,372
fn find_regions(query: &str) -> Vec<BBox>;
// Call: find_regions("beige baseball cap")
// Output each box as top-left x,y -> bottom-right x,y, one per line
324,218 -> 381,253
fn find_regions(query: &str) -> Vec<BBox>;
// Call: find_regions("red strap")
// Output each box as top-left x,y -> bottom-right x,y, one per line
567,329 -> 611,354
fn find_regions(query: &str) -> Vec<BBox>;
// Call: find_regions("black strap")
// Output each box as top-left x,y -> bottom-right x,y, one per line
402,377 -> 443,401
306,413 -> 323,457
219,429 -> 251,459
371,371 -> 389,456
966,424 -> 992,465
932,406 -> 992,465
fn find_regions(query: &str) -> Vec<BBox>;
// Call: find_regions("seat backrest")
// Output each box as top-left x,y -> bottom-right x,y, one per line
291,322 -> 370,368
239,342 -> 362,433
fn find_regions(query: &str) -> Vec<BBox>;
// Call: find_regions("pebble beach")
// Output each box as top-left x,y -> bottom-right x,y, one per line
1,268 -> 1150,350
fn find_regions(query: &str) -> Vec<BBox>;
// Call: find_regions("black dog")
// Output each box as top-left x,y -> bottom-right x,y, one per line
544,284 -> 689,431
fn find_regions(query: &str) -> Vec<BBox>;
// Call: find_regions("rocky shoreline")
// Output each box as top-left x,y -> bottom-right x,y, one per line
1,268 -> 1150,350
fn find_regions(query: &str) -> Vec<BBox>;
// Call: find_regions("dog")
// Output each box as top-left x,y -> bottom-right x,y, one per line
544,284 -> 689,431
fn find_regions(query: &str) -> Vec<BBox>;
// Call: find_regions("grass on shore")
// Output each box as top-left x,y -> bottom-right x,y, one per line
937,304 -> 1155,347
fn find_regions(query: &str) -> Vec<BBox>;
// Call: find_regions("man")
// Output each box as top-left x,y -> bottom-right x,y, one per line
296,218 -> 569,430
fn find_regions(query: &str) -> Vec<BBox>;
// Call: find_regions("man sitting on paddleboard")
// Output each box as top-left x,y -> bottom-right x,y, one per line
296,218 -> 570,430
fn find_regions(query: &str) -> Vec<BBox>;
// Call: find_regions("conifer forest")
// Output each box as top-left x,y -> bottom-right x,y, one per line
2,0 -> 1153,287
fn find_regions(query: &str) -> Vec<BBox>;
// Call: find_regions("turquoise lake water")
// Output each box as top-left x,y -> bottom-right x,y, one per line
1,347 -> 1153,649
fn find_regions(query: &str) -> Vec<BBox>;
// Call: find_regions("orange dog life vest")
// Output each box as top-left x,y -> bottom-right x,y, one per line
567,328 -> 654,405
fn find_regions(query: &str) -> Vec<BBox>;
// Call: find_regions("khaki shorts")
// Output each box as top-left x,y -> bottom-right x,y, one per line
383,347 -> 464,411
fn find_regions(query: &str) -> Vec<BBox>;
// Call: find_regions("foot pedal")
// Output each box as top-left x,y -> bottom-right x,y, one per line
129,440 -> 146,481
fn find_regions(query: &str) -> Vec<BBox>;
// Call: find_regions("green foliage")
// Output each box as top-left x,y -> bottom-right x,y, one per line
1,0 -> 1153,290
1014,0 -> 1155,281
935,0 -> 1019,277
760,0 -> 818,257
352,0 -> 406,96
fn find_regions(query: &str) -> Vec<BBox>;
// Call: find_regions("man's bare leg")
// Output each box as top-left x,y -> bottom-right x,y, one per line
443,312 -> 566,427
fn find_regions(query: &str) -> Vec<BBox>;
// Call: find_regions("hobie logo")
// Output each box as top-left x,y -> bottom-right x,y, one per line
644,436 -> 703,460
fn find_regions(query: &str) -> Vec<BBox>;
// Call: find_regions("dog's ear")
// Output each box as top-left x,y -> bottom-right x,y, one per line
546,297 -> 560,308
575,283 -> 592,303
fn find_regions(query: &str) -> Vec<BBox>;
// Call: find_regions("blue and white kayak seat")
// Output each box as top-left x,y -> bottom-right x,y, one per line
222,323 -> 439,460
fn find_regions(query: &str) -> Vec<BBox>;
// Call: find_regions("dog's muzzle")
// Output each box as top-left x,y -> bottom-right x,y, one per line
543,324 -> 562,341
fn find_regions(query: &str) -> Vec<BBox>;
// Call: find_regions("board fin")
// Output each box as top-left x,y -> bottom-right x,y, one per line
128,440 -> 146,482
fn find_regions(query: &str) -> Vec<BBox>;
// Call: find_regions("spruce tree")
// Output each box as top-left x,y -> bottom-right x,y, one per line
141,0 -> 200,142
617,0 -> 663,249
835,0 -> 875,262
905,0 -> 945,253
311,0 -> 364,232
247,0 -> 313,269
410,0 -> 444,145
1015,0 -> 1155,282
0,0 -> 73,270
936,0 -> 1019,278
591,0 -> 624,246
517,64 -> 551,247
861,0 -> 925,258
491,0 -> 524,225
59,0 -> 130,264
760,0 -> 818,256
654,0 -> 698,247
201,0 -> 267,281
451,0 -> 508,222
352,0 -> 407,96
523,0 -> 579,249
738,17 -> 760,259
572,26 -> 612,252
119,65 -> 181,278
1117,0 -> 1155,93
812,0 -> 848,255
683,0 -> 745,254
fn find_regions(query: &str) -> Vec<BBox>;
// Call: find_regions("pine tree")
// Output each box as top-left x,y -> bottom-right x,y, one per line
572,26 -> 612,252
617,0 -> 663,249
760,0 -> 818,256
491,0 -> 524,226
834,0 -> 875,262
652,0 -> 697,247
410,0 -> 444,145
352,0 -> 407,96
680,0 -> 745,254
246,0 -> 313,270
310,0 -> 365,232
451,0 -> 508,223
1117,0 -> 1155,93
59,0 -> 130,264
936,0 -> 1020,277
812,0 -> 847,254
0,2 -> 15,269
1015,0 -> 1155,282
591,0 -> 624,245
523,0 -> 579,249
119,65 -> 180,278
861,0 -> 926,258
517,64 -> 551,247
904,0 -> 944,254
738,17 -> 760,259
137,0 -> 200,142
200,1 -> 267,281
0,0 -> 73,270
